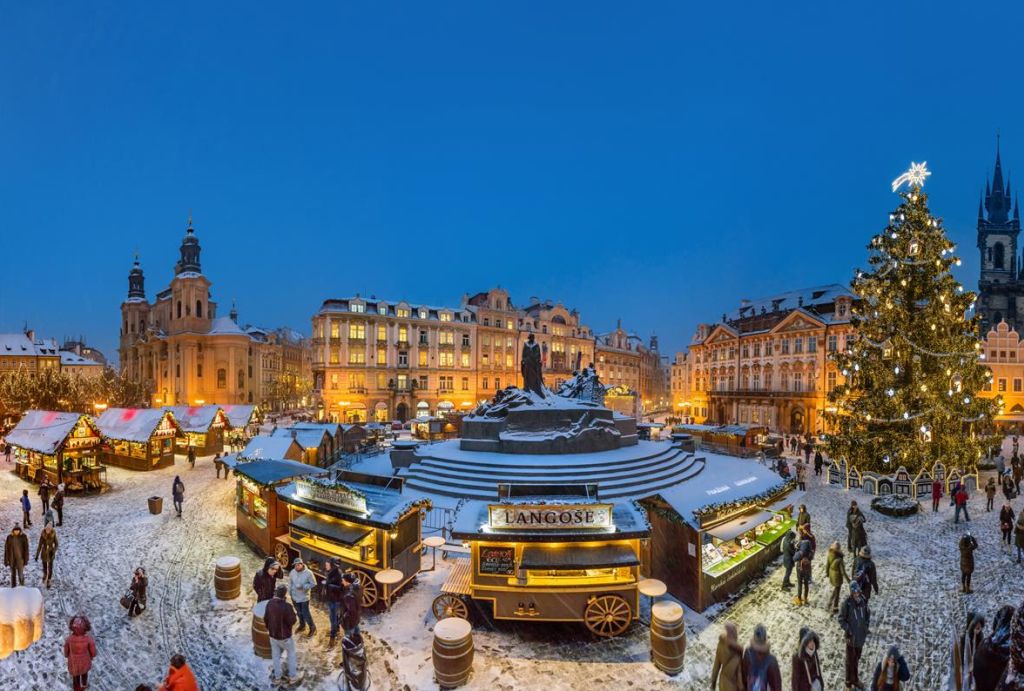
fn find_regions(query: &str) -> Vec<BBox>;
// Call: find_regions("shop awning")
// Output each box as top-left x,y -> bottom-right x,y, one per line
763,491 -> 804,513
290,513 -> 371,546
519,544 -> 639,570
706,510 -> 774,542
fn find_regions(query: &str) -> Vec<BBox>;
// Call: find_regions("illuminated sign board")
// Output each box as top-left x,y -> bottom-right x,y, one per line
487,503 -> 613,530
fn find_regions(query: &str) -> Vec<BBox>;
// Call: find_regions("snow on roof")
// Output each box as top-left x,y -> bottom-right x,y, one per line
6,411 -> 92,454
233,458 -> 323,485
59,351 -> 102,366
0,333 -> 58,357
240,435 -> 302,461
163,405 -> 222,433
94,408 -> 176,442
727,283 -> 853,321
207,316 -> 248,336
291,422 -> 342,437
653,451 -> 790,527
220,404 -> 256,428
271,427 -> 328,449
276,478 -> 427,527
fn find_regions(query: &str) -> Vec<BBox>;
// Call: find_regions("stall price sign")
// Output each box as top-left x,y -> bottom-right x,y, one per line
296,480 -> 368,514
488,503 -> 614,531
479,546 -> 515,575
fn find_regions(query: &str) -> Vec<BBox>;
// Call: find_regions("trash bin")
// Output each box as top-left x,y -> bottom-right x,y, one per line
147,496 -> 163,515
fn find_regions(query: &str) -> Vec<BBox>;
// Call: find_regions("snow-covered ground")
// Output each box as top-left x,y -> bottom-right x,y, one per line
1,438 -> 1021,689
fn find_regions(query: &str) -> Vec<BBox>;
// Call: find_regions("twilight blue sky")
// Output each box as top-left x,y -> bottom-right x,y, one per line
1,2 -> 1021,362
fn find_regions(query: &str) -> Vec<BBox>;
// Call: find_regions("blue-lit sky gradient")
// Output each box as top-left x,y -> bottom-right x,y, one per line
1,3 -> 1021,360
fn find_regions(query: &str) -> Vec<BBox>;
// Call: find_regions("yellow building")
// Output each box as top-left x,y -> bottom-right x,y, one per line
0,332 -> 61,377
595,323 -> 666,414
980,320 -> 1024,429
118,218 -> 310,410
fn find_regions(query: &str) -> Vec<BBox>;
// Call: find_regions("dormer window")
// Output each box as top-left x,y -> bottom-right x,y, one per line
440,312 -> 452,322
419,309 -> 428,319
351,302 -> 366,314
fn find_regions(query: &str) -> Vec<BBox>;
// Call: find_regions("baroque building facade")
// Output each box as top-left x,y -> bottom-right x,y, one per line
118,219 -> 310,411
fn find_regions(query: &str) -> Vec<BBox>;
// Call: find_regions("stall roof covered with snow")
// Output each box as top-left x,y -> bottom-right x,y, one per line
239,435 -> 304,462
163,405 -> 227,433
93,408 -> 180,442
6,411 -> 100,455
271,427 -> 329,450
276,471 -> 429,529
233,458 -> 324,486
220,404 -> 258,429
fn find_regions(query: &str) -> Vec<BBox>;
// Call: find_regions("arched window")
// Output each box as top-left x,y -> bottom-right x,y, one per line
217,368 -> 226,388
995,242 -> 1006,270
237,369 -> 245,389
196,300 -> 203,317
177,301 -> 182,318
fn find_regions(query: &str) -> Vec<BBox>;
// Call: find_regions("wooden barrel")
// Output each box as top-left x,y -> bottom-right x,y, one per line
251,601 -> 272,659
650,601 -> 686,676
214,556 -> 241,600
432,617 -> 473,688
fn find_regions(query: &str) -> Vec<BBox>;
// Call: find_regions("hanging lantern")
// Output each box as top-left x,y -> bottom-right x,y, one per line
920,424 -> 932,443
909,239 -> 920,256
882,340 -> 893,358
952,373 -> 963,393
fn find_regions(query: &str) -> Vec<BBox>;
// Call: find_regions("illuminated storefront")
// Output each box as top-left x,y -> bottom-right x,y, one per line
164,405 -> 229,455
233,458 -> 323,559
7,410 -> 104,489
94,408 -> 181,471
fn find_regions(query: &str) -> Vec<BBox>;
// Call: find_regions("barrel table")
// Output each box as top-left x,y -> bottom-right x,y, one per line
214,556 -> 241,600
251,601 -> 272,659
433,617 -> 473,689
650,601 -> 686,676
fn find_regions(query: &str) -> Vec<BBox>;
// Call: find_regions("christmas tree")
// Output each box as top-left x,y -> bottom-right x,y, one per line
825,163 -> 1000,474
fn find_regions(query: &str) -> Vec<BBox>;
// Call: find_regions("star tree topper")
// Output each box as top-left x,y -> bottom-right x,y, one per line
891,161 -> 931,192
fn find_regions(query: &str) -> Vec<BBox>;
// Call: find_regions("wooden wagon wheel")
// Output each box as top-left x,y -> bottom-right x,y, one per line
584,594 -> 631,638
354,571 -> 379,608
431,593 -> 469,620
273,543 -> 291,569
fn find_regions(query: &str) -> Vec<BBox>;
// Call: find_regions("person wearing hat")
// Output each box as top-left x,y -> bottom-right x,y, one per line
741,623 -> 781,691
780,530 -> 797,591
853,546 -> 879,603
838,581 -> 871,691
253,557 -> 283,603
871,645 -> 910,691
710,621 -> 744,691
791,627 -> 823,691
959,532 -> 979,593
264,583 -> 301,686
826,542 -> 850,614
52,483 -> 65,527
288,557 -> 317,638
4,523 -> 29,587
324,558 -> 345,649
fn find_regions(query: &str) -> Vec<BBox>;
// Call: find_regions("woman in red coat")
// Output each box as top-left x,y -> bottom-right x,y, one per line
63,615 -> 96,691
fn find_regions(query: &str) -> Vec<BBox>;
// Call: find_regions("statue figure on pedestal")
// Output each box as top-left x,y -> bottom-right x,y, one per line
521,333 -> 545,398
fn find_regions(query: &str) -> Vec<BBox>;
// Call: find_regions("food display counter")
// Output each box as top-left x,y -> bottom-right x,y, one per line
6,411 -> 105,490
94,408 -> 180,471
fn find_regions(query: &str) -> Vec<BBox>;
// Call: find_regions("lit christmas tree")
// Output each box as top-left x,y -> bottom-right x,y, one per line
825,163 -> 1000,474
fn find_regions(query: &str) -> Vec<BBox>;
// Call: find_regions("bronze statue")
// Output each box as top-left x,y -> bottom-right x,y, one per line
521,333 -> 545,397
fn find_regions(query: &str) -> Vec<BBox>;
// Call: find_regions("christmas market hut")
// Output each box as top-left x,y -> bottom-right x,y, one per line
438,483 -> 651,638
239,435 -> 305,464
271,427 -> 332,466
233,458 -> 325,560
641,451 -> 795,611
290,422 -> 343,463
276,470 -> 430,610
221,404 -> 260,435
7,410 -> 104,488
164,405 -> 229,455
340,424 -> 368,453
94,408 -> 181,471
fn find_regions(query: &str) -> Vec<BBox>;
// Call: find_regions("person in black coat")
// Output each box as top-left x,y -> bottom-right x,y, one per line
853,546 -> 880,602
128,567 -> 148,617
974,605 -> 1016,691
846,501 -> 863,552
871,645 -> 910,691
1001,504 -> 1016,549
813,450 -> 824,477
960,532 -> 979,593
252,557 -> 282,602
781,530 -> 797,590
324,558 -> 345,649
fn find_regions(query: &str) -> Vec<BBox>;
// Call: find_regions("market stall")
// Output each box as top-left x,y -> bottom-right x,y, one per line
233,458 -> 325,559
290,422 -> 342,462
164,405 -> 229,455
440,484 -> 650,638
670,423 -> 769,457
94,408 -> 181,471
6,411 -> 104,489
340,424 -> 368,453
272,428 -> 331,466
642,452 -> 794,611
239,435 -> 306,464
221,404 -> 260,437
276,471 -> 430,609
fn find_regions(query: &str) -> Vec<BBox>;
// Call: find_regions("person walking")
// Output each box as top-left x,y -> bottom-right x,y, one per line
780,530 -> 796,591
838,581 -> 870,691
796,461 -> 807,491
35,521 -> 58,588
264,583 -> 301,686
52,483 -> 65,526
986,477 -> 998,512
741,623 -> 782,691
63,615 -> 96,691
342,572 -> 362,641
1001,503 -> 1016,550
853,546 -> 880,604
791,627 -> 823,691
38,479 -> 52,515
826,541 -> 850,614
157,653 -> 199,691
794,550 -> 812,607
959,532 -> 978,593
4,523 -> 29,587
710,621 -> 744,691
1015,454 -> 1023,494
324,558 -> 345,648
796,505 -> 811,531
846,501 -> 862,551
288,557 -> 317,638
813,449 -> 824,478
953,612 -> 986,691
253,557 -> 283,603
187,446 -> 196,470
128,567 -> 148,616
3,441 -> 11,464
954,484 -> 970,524
213,453 -> 224,479
973,605 -> 1015,691
933,477 -> 944,512
871,645 -> 910,691
20,489 -> 32,528
1005,472 -> 1017,502
1016,513 -> 1024,564
171,476 -> 184,517
849,511 -> 868,557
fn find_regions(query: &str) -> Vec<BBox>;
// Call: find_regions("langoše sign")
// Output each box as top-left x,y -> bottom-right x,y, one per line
296,480 -> 368,514
488,503 -> 614,530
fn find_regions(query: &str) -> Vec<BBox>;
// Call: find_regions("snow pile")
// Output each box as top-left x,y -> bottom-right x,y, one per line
0,587 -> 44,659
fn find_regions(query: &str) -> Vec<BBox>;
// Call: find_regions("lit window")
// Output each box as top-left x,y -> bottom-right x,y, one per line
440,312 -> 452,322
349,323 -> 365,339
999,379 -> 1008,392
439,352 -> 454,367
330,323 -> 340,339
418,351 -> 428,366
461,377 -> 469,390
461,353 -> 470,367
440,331 -> 454,345
397,308 -> 410,318
351,303 -> 366,313
349,351 -> 366,364
377,325 -> 387,341
1015,379 -> 1022,392
419,309 -> 428,319
377,348 -> 386,365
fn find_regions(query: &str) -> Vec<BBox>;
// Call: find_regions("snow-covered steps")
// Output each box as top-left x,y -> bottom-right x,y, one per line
396,439 -> 707,501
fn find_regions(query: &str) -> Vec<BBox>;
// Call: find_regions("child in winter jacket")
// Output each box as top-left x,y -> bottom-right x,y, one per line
63,615 -> 96,691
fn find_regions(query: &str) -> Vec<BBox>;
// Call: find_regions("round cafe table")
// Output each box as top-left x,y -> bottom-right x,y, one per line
375,568 -> 404,610
422,536 -> 446,572
638,578 -> 667,626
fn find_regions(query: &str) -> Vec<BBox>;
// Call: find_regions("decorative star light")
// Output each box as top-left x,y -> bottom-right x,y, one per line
891,161 -> 931,192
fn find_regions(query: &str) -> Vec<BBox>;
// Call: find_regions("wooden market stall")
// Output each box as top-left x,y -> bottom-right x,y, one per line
290,422 -> 343,463
6,411 -> 105,489
670,423 -> 768,457
94,408 -> 181,471
641,452 -> 795,611
276,471 -> 430,609
164,405 -> 229,455
340,424 -> 368,453
439,484 -> 651,638
221,404 -> 260,436
232,458 -> 325,559
239,435 -> 306,464
272,428 -> 331,466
